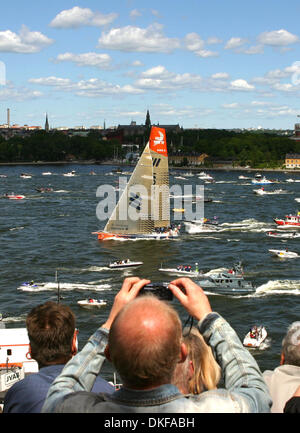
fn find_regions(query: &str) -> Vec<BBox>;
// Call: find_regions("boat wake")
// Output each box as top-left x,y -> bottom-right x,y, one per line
255,279 -> 300,295
17,282 -> 111,292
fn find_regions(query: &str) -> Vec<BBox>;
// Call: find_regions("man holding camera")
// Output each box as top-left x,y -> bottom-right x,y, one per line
42,277 -> 271,413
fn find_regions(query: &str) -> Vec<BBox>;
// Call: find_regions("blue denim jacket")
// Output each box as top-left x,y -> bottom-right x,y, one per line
42,313 -> 272,413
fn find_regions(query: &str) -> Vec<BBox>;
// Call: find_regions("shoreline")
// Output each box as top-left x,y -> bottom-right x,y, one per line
0,160 -> 299,173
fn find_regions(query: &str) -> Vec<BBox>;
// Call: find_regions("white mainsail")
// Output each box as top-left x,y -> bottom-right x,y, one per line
103,127 -> 170,235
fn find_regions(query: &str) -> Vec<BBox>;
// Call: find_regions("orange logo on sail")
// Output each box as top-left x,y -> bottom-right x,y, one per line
149,127 -> 167,156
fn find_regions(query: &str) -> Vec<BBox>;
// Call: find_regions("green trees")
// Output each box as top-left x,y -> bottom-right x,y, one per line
0,127 -> 296,167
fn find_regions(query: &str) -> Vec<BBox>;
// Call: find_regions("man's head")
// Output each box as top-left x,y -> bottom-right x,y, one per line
26,301 -> 76,368
281,321 -> 300,366
107,294 -> 185,389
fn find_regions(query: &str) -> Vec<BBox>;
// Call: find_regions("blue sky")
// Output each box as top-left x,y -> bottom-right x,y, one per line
0,0 -> 300,130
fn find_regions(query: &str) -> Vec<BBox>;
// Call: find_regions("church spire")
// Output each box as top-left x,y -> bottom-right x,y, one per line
145,109 -> 151,127
45,113 -> 49,132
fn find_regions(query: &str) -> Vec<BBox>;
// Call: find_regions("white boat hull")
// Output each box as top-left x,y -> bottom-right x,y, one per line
109,261 -> 143,268
269,249 -> 298,258
77,299 -> 107,309
243,327 -> 267,348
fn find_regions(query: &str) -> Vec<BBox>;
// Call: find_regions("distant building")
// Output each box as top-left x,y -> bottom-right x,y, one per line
285,154 -> 300,169
145,110 -> 151,127
290,123 -> 300,141
45,113 -> 49,132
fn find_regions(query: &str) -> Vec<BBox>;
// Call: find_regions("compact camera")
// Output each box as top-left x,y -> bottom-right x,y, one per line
138,282 -> 173,301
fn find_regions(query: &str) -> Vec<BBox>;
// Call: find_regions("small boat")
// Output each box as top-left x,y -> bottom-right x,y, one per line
0,174 -> 7,178
274,212 -> 300,228
5,193 -> 25,200
20,173 -> 32,179
159,263 -> 202,277
21,281 -> 39,288
196,262 -> 255,295
63,170 -> 76,177
267,231 -> 300,239
42,172 -> 52,176
198,172 -> 214,181
109,259 -> 143,269
94,127 -> 180,241
35,187 -> 53,193
77,299 -> 107,309
243,325 -> 267,348
295,198 -> 300,203
183,217 -> 219,234
253,188 -> 285,195
269,249 -> 298,258
251,176 -> 274,185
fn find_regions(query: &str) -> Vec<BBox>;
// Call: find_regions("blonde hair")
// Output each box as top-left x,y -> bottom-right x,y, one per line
183,327 -> 221,394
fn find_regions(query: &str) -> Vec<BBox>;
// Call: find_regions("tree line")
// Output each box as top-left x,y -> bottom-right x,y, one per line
0,128 -> 298,168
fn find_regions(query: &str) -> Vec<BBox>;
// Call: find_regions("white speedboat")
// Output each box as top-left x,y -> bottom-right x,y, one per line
20,173 -> 32,179
183,217 -> 219,234
42,171 -> 52,176
253,188 -> 285,196
109,259 -> 143,269
251,176 -> 274,185
269,249 -> 299,258
159,263 -> 202,277
267,231 -> 300,239
63,170 -> 76,177
5,193 -> 25,200
243,325 -> 267,348
77,299 -> 107,309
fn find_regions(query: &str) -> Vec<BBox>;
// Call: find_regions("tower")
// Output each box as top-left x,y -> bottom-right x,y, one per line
145,110 -> 151,127
7,108 -> 10,128
45,113 -> 49,132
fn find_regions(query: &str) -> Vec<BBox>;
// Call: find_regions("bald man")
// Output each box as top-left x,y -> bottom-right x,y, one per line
42,277 -> 271,413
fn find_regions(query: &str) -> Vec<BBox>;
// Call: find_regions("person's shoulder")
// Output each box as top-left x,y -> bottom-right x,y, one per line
92,376 -> 114,393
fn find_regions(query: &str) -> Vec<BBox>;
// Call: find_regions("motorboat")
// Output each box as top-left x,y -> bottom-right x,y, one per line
20,173 -> 32,179
0,174 -> 7,178
243,325 -> 267,348
196,262 -> 255,295
267,231 -> 300,239
198,172 -> 214,181
5,193 -> 25,200
77,299 -> 107,309
183,217 -> 219,234
36,187 -> 53,193
109,259 -> 143,269
159,263 -> 202,277
253,188 -> 285,195
21,281 -> 39,288
274,213 -> 300,228
251,176 -> 274,185
63,170 -> 76,177
269,249 -> 298,258
42,172 -> 52,176
94,127 -> 180,241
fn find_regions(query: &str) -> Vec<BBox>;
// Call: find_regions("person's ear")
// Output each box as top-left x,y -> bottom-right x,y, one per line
71,329 -> 78,356
280,353 -> 285,365
179,342 -> 188,363
104,344 -> 111,361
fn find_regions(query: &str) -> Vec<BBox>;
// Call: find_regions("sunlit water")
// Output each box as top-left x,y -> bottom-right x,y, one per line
1,164 -> 300,380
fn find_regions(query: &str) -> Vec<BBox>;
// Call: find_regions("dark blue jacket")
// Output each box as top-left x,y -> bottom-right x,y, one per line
3,364 -> 114,413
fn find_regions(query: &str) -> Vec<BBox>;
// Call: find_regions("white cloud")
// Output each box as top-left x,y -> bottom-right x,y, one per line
230,79 -> 255,91
98,23 -> 180,53
206,37 -> 222,45
28,76 -> 144,97
184,33 -> 218,57
54,52 -> 112,69
50,6 -> 118,29
130,9 -> 142,18
222,102 -> 240,108
225,37 -> 248,50
211,72 -> 230,79
0,82 -> 43,100
0,25 -> 53,53
257,29 -> 299,46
